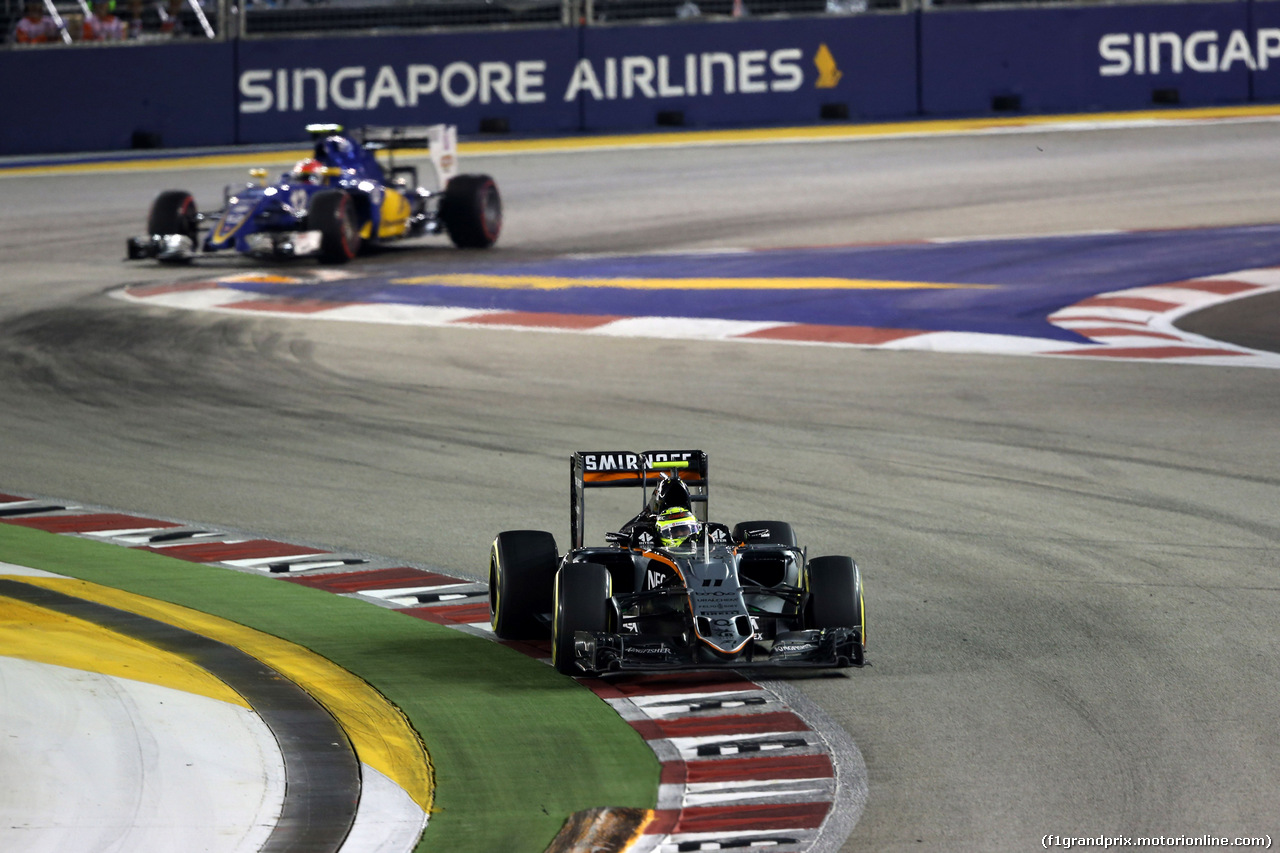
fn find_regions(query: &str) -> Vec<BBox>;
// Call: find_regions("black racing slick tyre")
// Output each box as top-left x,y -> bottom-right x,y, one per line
552,562 -> 611,676
440,174 -> 502,249
148,190 -> 198,241
489,530 -> 558,640
732,520 -> 798,548
806,555 -> 863,628
309,189 -> 362,263
806,555 -> 866,664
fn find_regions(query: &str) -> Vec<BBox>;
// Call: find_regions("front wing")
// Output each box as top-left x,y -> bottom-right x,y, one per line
571,627 -> 863,675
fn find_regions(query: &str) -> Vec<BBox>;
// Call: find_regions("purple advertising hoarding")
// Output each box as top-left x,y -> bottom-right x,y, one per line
920,3 -> 1256,115
5,4 -> 1280,156
1247,0 -> 1280,100
577,16 -> 918,130
233,28 -> 582,143
0,42 -> 235,154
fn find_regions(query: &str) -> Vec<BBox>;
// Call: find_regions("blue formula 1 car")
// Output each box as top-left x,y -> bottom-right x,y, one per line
489,450 -> 867,676
126,124 -> 500,264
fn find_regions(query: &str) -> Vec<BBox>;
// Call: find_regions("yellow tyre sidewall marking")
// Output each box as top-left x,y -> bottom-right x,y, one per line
5,575 -> 433,814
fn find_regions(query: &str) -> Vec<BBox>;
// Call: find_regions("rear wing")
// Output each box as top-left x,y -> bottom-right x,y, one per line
306,123 -> 460,187
570,450 -> 708,550
360,124 -> 459,185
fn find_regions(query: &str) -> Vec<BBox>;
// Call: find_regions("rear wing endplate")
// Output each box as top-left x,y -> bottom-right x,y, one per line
570,450 -> 708,550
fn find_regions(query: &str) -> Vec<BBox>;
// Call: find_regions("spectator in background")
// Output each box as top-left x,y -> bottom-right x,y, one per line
157,0 -> 189,36
121,0 -> 150,37
11,0 -> 56,43
82,0 -> 126,39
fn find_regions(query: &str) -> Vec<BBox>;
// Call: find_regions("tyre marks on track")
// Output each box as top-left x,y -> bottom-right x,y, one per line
0,494 -> 863,853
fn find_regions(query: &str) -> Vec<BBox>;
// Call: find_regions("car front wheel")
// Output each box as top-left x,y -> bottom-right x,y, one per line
489,530 -> 558,640
806,555 -> 865,665
552,562 -> 611,676
309,190 -> 362,263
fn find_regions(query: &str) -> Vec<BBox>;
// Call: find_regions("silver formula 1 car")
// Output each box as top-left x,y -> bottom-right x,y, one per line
126,123 -> 500,264
489,450 -> 867,676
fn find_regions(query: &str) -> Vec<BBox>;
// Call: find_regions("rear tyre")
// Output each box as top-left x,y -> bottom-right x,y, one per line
489,530 -> 558,640
552,562 -> 611,676
806,555 -> 865,665
732,520 -> 798,548
440,174 -> 502,248
309,190 -> 362,263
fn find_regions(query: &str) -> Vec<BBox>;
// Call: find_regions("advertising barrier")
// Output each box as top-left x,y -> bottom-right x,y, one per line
1249,0 -> 1280,100
6,3 -> 1280,156
231,17 -> 914,142
577,16 -> 917,130
1,42 -> 235,154
920,3 -> 1255,115
234,28 -> 581,144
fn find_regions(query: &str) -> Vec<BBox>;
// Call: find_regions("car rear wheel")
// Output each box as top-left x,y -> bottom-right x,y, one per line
552,562 -> 611,676
732,520 -> 798,548
440,174 -> 502,249
806,555 -> 865,664
309,190 -> 362,263
489,530 -> 558,640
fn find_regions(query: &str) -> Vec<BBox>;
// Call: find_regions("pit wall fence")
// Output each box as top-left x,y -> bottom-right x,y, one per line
6,0 -> 1280,155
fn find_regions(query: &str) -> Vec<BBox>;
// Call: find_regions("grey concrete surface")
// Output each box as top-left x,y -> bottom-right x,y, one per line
1,120 -> 1278,851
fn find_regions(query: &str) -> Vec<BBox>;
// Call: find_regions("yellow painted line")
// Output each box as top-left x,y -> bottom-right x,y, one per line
0,150 -> 315,178
8,575 -> 434,813
459,103 -> 1280,155
0,589 -> 249,707
7,103 -> 1280,177
388,273 -> 990,291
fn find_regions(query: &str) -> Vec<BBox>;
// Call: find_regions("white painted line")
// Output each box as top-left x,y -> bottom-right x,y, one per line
0,562 -> 64,578
0,657 -> 285,853
596,317 -> 785,340
78,527 -> 180,539
220,552 -> 331,568
360,583 -> 485,601
663,733 -> 820,760
339,763 -> 429,853
681,781 -> 834,807
624,691 -> 771,717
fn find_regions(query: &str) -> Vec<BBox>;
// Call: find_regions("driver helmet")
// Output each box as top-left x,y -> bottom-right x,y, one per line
656,507 -> 699,549
648,474 -> 692,515
291,158 -> 327,183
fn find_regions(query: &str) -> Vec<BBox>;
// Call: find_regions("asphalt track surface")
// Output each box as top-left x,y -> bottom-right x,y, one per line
2,112 -> 1280,850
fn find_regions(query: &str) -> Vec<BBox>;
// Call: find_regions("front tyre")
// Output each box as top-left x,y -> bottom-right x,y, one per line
806,555 -> 865,665
440,174 -> 502,249
148,190 -> 198,238
309,190 -> 362,263
552,563 -> 611,676
489,530 -> 558,640
147,190 -> 199,263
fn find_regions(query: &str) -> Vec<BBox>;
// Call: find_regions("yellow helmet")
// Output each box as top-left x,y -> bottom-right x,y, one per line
656,507 -> 699,548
